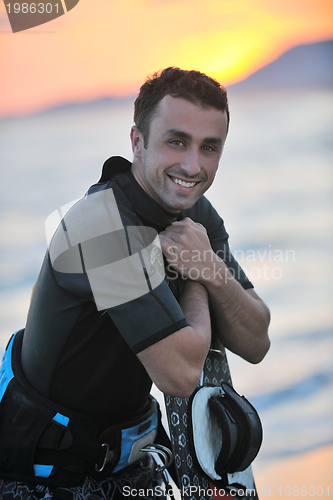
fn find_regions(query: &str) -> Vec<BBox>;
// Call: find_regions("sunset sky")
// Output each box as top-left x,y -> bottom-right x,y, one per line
0,0 -> 333,118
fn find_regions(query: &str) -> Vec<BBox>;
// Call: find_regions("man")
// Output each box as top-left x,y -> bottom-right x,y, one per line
0,67 -> 270,499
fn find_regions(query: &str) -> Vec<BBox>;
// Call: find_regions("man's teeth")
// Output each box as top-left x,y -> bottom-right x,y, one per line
171,177 -> 197,188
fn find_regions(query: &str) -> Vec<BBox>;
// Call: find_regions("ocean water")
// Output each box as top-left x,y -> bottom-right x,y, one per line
0,86 -> 332,471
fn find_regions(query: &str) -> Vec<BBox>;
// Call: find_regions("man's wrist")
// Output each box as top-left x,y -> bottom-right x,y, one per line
197,255 -> 230,290
182,278 -> 208,295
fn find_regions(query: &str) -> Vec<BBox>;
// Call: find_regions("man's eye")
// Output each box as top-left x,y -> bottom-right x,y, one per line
202,145 -> 216,152
170,140 -> 184,146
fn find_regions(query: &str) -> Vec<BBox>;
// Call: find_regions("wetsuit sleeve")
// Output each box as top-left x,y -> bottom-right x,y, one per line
50,210 -> 188,354
107,281 -> 187,354
184,197 -> 254,290
105,223 -> 188,353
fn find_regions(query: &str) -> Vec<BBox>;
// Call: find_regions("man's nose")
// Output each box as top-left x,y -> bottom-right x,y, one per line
182,149 -> 201,177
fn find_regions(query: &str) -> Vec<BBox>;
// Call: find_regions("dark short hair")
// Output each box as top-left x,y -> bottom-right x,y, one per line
134,67 -> 230,147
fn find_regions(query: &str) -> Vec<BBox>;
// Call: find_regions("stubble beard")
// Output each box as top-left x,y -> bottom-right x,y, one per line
141,157 -> 208,213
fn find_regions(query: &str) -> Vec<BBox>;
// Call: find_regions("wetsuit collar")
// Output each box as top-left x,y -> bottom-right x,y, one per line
99,156 -> 180,231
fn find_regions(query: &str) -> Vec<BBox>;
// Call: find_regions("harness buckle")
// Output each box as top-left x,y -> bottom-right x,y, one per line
95,443 -> 115,472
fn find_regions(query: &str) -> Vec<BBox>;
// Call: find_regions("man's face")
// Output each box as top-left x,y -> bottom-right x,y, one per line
131,95 -> 228,213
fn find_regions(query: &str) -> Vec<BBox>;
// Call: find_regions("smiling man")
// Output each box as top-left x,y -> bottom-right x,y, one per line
131,94 -> 228,212
131,69 -> 270,378
0,67 -> 270,499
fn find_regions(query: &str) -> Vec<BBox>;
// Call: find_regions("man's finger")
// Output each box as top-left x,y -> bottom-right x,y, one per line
170,219 -> 207,234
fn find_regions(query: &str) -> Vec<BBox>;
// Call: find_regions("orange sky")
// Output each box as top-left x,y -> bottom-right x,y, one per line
0,0 -> 332,118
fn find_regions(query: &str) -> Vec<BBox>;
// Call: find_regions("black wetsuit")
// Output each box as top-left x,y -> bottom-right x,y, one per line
0,156 -> 253,498
21,156 -> 252,424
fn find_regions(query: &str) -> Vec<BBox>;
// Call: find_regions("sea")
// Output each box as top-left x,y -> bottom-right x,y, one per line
0,85 -> 332,473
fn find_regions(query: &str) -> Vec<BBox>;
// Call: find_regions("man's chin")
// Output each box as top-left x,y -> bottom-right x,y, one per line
162,193 -> 202,213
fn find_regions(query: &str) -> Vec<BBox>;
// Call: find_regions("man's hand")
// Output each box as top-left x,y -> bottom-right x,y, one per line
159,217 -> 215,281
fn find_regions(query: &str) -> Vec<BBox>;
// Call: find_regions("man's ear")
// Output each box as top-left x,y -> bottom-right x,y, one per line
130,125 -> 144,159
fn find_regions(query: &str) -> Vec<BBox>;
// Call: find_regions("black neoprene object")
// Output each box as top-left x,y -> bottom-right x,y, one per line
188,382 -> 262,484
208,383 -> 263,474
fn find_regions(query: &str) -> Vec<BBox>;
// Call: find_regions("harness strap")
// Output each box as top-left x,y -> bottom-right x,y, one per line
36,419 -> 104,467
0,330 -> 160,486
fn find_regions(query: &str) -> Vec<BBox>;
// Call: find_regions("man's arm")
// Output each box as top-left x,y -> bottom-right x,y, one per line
137,280 -> 211,397
159,218 -> 270,364
203,270 -> 270,363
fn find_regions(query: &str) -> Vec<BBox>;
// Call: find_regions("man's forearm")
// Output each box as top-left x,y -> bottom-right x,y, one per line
178,280 -> 211,346
169,280 -> 212,381
203,256 -> 270,363
137,280 -> 211,397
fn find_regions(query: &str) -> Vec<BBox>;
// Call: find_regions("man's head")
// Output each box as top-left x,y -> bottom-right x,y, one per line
131,68 -> 229,213
134,67 -> 229,148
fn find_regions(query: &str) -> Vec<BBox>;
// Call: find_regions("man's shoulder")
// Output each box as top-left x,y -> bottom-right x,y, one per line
86,176 -> 139,228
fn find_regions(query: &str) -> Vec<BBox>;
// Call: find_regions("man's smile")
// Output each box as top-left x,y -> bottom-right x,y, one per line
168,175 -> 200,189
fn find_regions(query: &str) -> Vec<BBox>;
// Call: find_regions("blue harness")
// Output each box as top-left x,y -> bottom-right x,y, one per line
0,330 -> 160,487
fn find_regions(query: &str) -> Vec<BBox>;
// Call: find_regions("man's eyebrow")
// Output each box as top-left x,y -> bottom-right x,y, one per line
202,136 -> 223,146
165,129 -> 192,141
